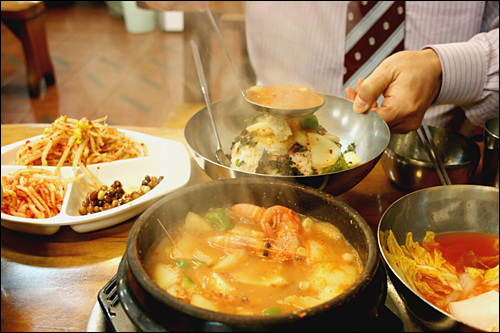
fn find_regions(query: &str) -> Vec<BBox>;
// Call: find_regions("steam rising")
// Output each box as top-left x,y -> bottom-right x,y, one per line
183,5 -> 256,104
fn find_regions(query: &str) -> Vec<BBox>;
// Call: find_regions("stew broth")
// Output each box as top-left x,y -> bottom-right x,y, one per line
245,85 -> 324,109
144,204 -> 363,316
424,232 -> 499,272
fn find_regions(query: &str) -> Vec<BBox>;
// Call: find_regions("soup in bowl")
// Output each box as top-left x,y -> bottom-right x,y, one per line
143,203 -> 364,316
119,179 -> 385,331
184,94 -> 390,196
378,185 -> 499,331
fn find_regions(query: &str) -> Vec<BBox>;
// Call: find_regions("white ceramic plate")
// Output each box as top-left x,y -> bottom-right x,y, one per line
1,130 -> 191,235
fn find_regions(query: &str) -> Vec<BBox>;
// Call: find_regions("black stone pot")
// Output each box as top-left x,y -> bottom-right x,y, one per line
118,179 -> 386,331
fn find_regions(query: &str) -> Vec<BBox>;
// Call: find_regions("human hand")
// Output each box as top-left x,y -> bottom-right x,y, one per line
138,1 -> 208,12
346,49 -> 442,133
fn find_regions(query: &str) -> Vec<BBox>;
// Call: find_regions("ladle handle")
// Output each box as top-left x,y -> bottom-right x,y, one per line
205,8 -> 245,95
191,41 -> 231,167
190,40 -> 223,151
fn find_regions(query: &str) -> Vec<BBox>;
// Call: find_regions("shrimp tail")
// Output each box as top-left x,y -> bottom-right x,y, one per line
208,232 -> 265,255
233,204 -> 265,224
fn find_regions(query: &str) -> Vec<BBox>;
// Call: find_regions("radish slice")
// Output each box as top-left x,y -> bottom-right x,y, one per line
449,290 -> 499,332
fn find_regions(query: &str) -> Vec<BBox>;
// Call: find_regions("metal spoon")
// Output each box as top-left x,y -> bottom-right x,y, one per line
191,40 -> 231,167
205,8 -> 324,118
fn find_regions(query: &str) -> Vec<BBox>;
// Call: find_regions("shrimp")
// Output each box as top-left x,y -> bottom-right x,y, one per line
232,204 -> 265,224
260,205 -> 305,261
208,227 -> 270,257
224,204 -> 306,261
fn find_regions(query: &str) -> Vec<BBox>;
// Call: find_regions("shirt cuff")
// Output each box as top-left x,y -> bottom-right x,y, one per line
423,42 -> 486,106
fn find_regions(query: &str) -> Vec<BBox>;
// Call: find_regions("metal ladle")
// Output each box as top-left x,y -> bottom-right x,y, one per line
205,8 -> 324,118
191,40 -> 231,167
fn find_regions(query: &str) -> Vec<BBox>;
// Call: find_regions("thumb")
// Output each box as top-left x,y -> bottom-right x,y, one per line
352,65 -> 393,114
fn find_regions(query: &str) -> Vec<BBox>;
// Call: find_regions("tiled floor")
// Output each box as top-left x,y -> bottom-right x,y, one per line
1,2 -> 250,128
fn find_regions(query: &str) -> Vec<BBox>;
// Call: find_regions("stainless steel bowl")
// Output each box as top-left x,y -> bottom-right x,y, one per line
184,94 -> 390,196
378,185 -> 499,331
381,126 -> 480,191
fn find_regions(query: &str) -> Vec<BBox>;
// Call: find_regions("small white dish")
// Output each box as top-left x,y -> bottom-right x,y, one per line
1,130 -> 191,235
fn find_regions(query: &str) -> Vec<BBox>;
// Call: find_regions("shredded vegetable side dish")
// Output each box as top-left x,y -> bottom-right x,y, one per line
1,167 -> 84,219
15,116 -> 149,175
381,230 -> 499,332
2,116 -> 152,220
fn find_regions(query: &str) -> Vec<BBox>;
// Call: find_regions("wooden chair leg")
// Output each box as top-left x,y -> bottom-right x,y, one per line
2,11 -> 55,97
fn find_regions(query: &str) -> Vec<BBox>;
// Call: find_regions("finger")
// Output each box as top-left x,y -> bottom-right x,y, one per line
355,77 -> 364,90
346,85 -> 378,108
345,87 -> 357,101
360,78 -> 379,109
345,77 -> 365,101
353,63 -> 393,114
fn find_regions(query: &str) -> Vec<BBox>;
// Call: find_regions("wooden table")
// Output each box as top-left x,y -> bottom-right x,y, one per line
0,124 -> 485,332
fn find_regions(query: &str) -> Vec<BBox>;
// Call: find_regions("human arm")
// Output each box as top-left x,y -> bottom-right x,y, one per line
425,29 -> 499,128
348,29 -> 499,133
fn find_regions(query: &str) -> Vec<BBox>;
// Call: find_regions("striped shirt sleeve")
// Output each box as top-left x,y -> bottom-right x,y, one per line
425,28 -> 499,126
